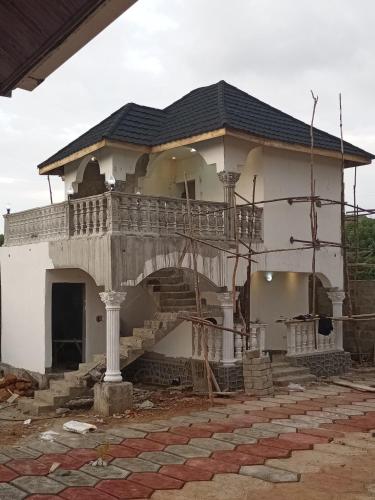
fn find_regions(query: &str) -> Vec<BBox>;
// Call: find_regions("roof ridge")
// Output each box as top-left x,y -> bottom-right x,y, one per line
217,80 -> 228,126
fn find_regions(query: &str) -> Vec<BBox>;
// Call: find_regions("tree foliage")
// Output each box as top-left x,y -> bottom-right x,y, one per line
346,217 -> 375,280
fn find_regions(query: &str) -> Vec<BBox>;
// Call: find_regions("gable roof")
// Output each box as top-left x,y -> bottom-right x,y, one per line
38,80 -> 374,171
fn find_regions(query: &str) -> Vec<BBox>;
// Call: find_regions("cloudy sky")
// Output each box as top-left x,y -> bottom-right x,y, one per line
1,0 -> 374,232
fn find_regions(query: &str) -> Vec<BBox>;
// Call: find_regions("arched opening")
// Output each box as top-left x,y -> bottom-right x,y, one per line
309,274 -> 333,316
76,160 -> 106,198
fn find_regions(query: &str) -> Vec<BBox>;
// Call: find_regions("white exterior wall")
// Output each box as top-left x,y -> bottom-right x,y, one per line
0,243 -> 52,373
152,321 -> 193,358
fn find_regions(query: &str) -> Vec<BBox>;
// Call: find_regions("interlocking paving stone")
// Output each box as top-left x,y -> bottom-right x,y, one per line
259,437 -> 314,451
343,404 -> 375,413
129,471 -> 184,490
307,410 -> 349,420
105,445 -> 139,458
239,464 -> 300,482
66,448 -> 100,462
121,438 -> 165,452
291,401 -> 324,410
0,452 -> 11,464
80,463 -> 131,479
0,482 -> 27,499
105,427 -> 147,439
228,414 -> 270,425
186,457 -> 240,474
164,444 -> 211,459
353,401 -> 375,409
270,418 -> 319,430
159,464 -> 213,482
276,394 -> 308,401
190,411 -> 228,420
126,423 -> 170,432
290,414 -> 333,425
320,422 -> 363,433
278,432 -> 329,445
50,469 -> 98,487
37,453 -> 86,469
27,495 -> 61,500
151,420 -> 175,427
212,432 -> 257,445
60,486 -> 117,500
12,475 -> 65,494
323,406 -> 364,416
266,406 -> 306,416
188,437 -> 235,451
112,457 -> 161,472
297,428 -> 344,440
0,464 -> 18,481
96,478 -> 153,498
138,451 -> 186,465
333,419 -> 373,431
169,426 -> 212,438
89,432 -> 124,445
54,434 -> 99,449
234,427 -> 278,439
22,440 -> 70,455
236,444 -> 291,459
252,422 -> 296,434
191,422 -> 235,433
7,459 -> 50,476
243,400 -> 281,408
211,450 -> 265,465
168,415 -> 209,425
0,447 -> 41,459
146,432 -> 189,445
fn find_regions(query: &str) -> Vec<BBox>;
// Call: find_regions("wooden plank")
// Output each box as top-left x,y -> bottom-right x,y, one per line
331,377 -> 375,392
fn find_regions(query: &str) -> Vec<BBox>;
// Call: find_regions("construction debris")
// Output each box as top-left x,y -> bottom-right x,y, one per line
40,430 -> 59,441
0,374 -> 34,402
331,377 -> 375,392
63,420 -> 97,434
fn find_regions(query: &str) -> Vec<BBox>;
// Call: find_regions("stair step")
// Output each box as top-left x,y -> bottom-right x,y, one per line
34,390 -> 73,406
18,398 -> 54,416
152,269 -> 183,277
133,328 -> 154,338
160,305 -> 197,312
160,298 -> 196,306
271,362 -> 290,369
153,284 -> 190,292
147,276 -> 184,285
273,374 -> 317,387
272,366 -> 312,378
49,380 -> 88,397
159,291 -> 196,299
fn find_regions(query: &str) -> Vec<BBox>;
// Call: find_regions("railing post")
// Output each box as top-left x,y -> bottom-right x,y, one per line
327,290 -> 345,351
106,191 -> 121,234
217,171 -> 241,240
218,292 -> 236,365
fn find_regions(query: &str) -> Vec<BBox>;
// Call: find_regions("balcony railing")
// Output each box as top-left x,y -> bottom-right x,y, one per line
4,192 -> 263,246
285,319 -> 337,356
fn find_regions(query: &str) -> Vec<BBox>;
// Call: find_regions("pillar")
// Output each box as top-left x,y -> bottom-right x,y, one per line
327,290 -> 345,350
218,171 -> 241,239
99,291 -> 127,382
218,292 -> 236,365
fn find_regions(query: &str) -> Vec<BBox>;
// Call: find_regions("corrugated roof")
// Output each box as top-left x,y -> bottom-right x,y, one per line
38,80 -> 374,169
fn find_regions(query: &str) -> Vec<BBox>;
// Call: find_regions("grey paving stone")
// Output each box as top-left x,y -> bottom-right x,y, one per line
212,432 -> 258,445
151,419 -> 175,427
0,452 -> 10,463
168,416 -> 209,426
0,483 -> 27,499
240,465 -> 300,483
271,419 -> 320,430
139,451 -> 186,465
188,438 -> 235,451
165,444 -> 211,458
276,394 -> 308,401
0,446 -> 41,459
252,423 -> 296,434
208,406 -> 244,415
105,427 -> 146,439
12,476 -> 65,495
90,432 -> 123,445
243,400 -> 280,408
234,427 -> 278,439
323,406 -> 364,416
80,463 -> 130,479
112,457 -> 161,472
190,411 -> 227,420
291,414 -> 333,425
307,410 -> 348,420
54,433 -> 99,449
50,469 -> 99,486
22,439 -> 70,454
126,423 -> 170,432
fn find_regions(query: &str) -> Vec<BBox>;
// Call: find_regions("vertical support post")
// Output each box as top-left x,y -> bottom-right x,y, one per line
106,191 -> 121,234
327,290 -> 346,350
218,292 -> 236,365
99,291 -> 127,382
218,171 -> 241,239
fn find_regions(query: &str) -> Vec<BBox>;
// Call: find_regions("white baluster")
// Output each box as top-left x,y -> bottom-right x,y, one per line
287,323 -> 296,356
214,329 -> 222,362
307,322 -> 315,352
295,324 -> 302,354
207,328 -> 215,361
250,326 -> 258,350
234,333 -> 242,360
259,325 -> 266,355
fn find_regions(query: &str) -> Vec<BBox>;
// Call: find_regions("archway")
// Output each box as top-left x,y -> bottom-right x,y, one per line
76,160 -> 106,198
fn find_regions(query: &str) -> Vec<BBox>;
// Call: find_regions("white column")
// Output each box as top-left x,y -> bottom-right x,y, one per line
99,291 -> 127,382
218,292 -> 236,365
327,290 -> 346,351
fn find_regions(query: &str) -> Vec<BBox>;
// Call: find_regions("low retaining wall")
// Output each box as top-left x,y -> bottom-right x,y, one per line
287,350 -> 351,377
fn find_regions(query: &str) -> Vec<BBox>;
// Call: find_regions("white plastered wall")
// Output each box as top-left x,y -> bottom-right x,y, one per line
152,321 -> 193,358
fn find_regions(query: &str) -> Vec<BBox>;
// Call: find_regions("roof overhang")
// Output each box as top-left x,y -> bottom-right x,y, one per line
0,0 -> 137,97
39,127 -> 372,175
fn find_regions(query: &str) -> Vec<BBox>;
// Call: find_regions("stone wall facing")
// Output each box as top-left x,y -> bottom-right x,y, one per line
242,351 -> 274,396
287,351 -> 351,377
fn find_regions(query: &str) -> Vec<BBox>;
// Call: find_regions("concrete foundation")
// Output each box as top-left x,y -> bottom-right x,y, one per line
93,381 -> 133,416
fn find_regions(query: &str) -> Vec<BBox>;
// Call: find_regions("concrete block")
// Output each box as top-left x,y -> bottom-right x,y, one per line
243,350 -> 260,360
93,382 -> 133,417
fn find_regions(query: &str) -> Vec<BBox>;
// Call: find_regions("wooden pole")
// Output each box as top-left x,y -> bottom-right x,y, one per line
47,175 -> 53,204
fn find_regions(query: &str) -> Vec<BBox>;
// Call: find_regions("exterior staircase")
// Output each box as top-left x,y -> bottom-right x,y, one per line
271,357 -> 317,387
18,269 -> 200,415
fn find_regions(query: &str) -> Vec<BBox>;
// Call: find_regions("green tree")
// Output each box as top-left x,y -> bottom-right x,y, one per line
346,217 -> 375,280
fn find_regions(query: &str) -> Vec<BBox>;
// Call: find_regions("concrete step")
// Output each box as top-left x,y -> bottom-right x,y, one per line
271,362 -> 290,369
49,379 -> 88,397
147,276 -> 184,285
132,327 -> 154,338
272,366 -> 313,378
160,298 -> 196,307
155,284 -> 190,292
18,398 -> 54,416
160,305 -> 197,312
152,269 -> 183,277
273,374 -> 317,387
34,390 -> 73,407
159,291 -> 196,299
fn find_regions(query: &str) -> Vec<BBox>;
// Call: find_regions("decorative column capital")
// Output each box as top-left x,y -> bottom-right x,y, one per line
217,292 -> 234,309
218,171 -> 241,187
327,290 -> 346,304
100,291 -> 127,308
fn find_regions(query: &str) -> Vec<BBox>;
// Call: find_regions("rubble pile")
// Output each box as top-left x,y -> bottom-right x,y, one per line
0,374 -> 34,402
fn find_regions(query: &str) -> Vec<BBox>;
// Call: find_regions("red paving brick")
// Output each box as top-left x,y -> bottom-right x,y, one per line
320,422 -> 365,433
186,457 -> 239,474
159,464 -> 214,482
333,419 -> 373,431
246,409 -> 293,420
292,402 -> 324,410
129,471 -> 184,490
226,415 -> 268,426
236,444 -> 291,458
298,428 -> 344,440
27,496 -> 62,500
272,406 -> 306,415
259,437 -> 313,451
146,432 -> 189,445
66,448 -> 101,462
191,423 -> 236,433
96,479 -> 153,499
61,486 -> 119,499
7,459 -> 50,476
169,426 -> 212,438
105,445 -> 140,458
0,464 -> 18,481
278,432 -> 329,445
211,450 -> 265,466
37,453 -> 86,469
121,438 -> 165,452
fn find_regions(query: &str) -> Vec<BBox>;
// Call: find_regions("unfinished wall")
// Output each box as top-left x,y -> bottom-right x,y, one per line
121,285 -> 157,336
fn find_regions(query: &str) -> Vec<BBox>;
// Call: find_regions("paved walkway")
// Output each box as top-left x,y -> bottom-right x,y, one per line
1,384 -> 375,498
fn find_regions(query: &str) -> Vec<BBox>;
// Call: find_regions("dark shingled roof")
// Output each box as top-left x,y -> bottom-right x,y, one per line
39,80 -> 374,169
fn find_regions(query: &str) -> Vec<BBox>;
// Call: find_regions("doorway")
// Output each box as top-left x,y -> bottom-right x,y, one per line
52,283 -> 85,370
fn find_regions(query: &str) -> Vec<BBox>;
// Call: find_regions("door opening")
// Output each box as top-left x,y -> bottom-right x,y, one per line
52,283 -> 85,371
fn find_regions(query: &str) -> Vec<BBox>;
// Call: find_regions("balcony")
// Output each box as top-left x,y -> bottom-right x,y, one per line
4,192 -> 263,247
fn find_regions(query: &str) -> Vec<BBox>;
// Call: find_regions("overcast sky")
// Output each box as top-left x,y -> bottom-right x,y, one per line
1,0 -> 375,232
